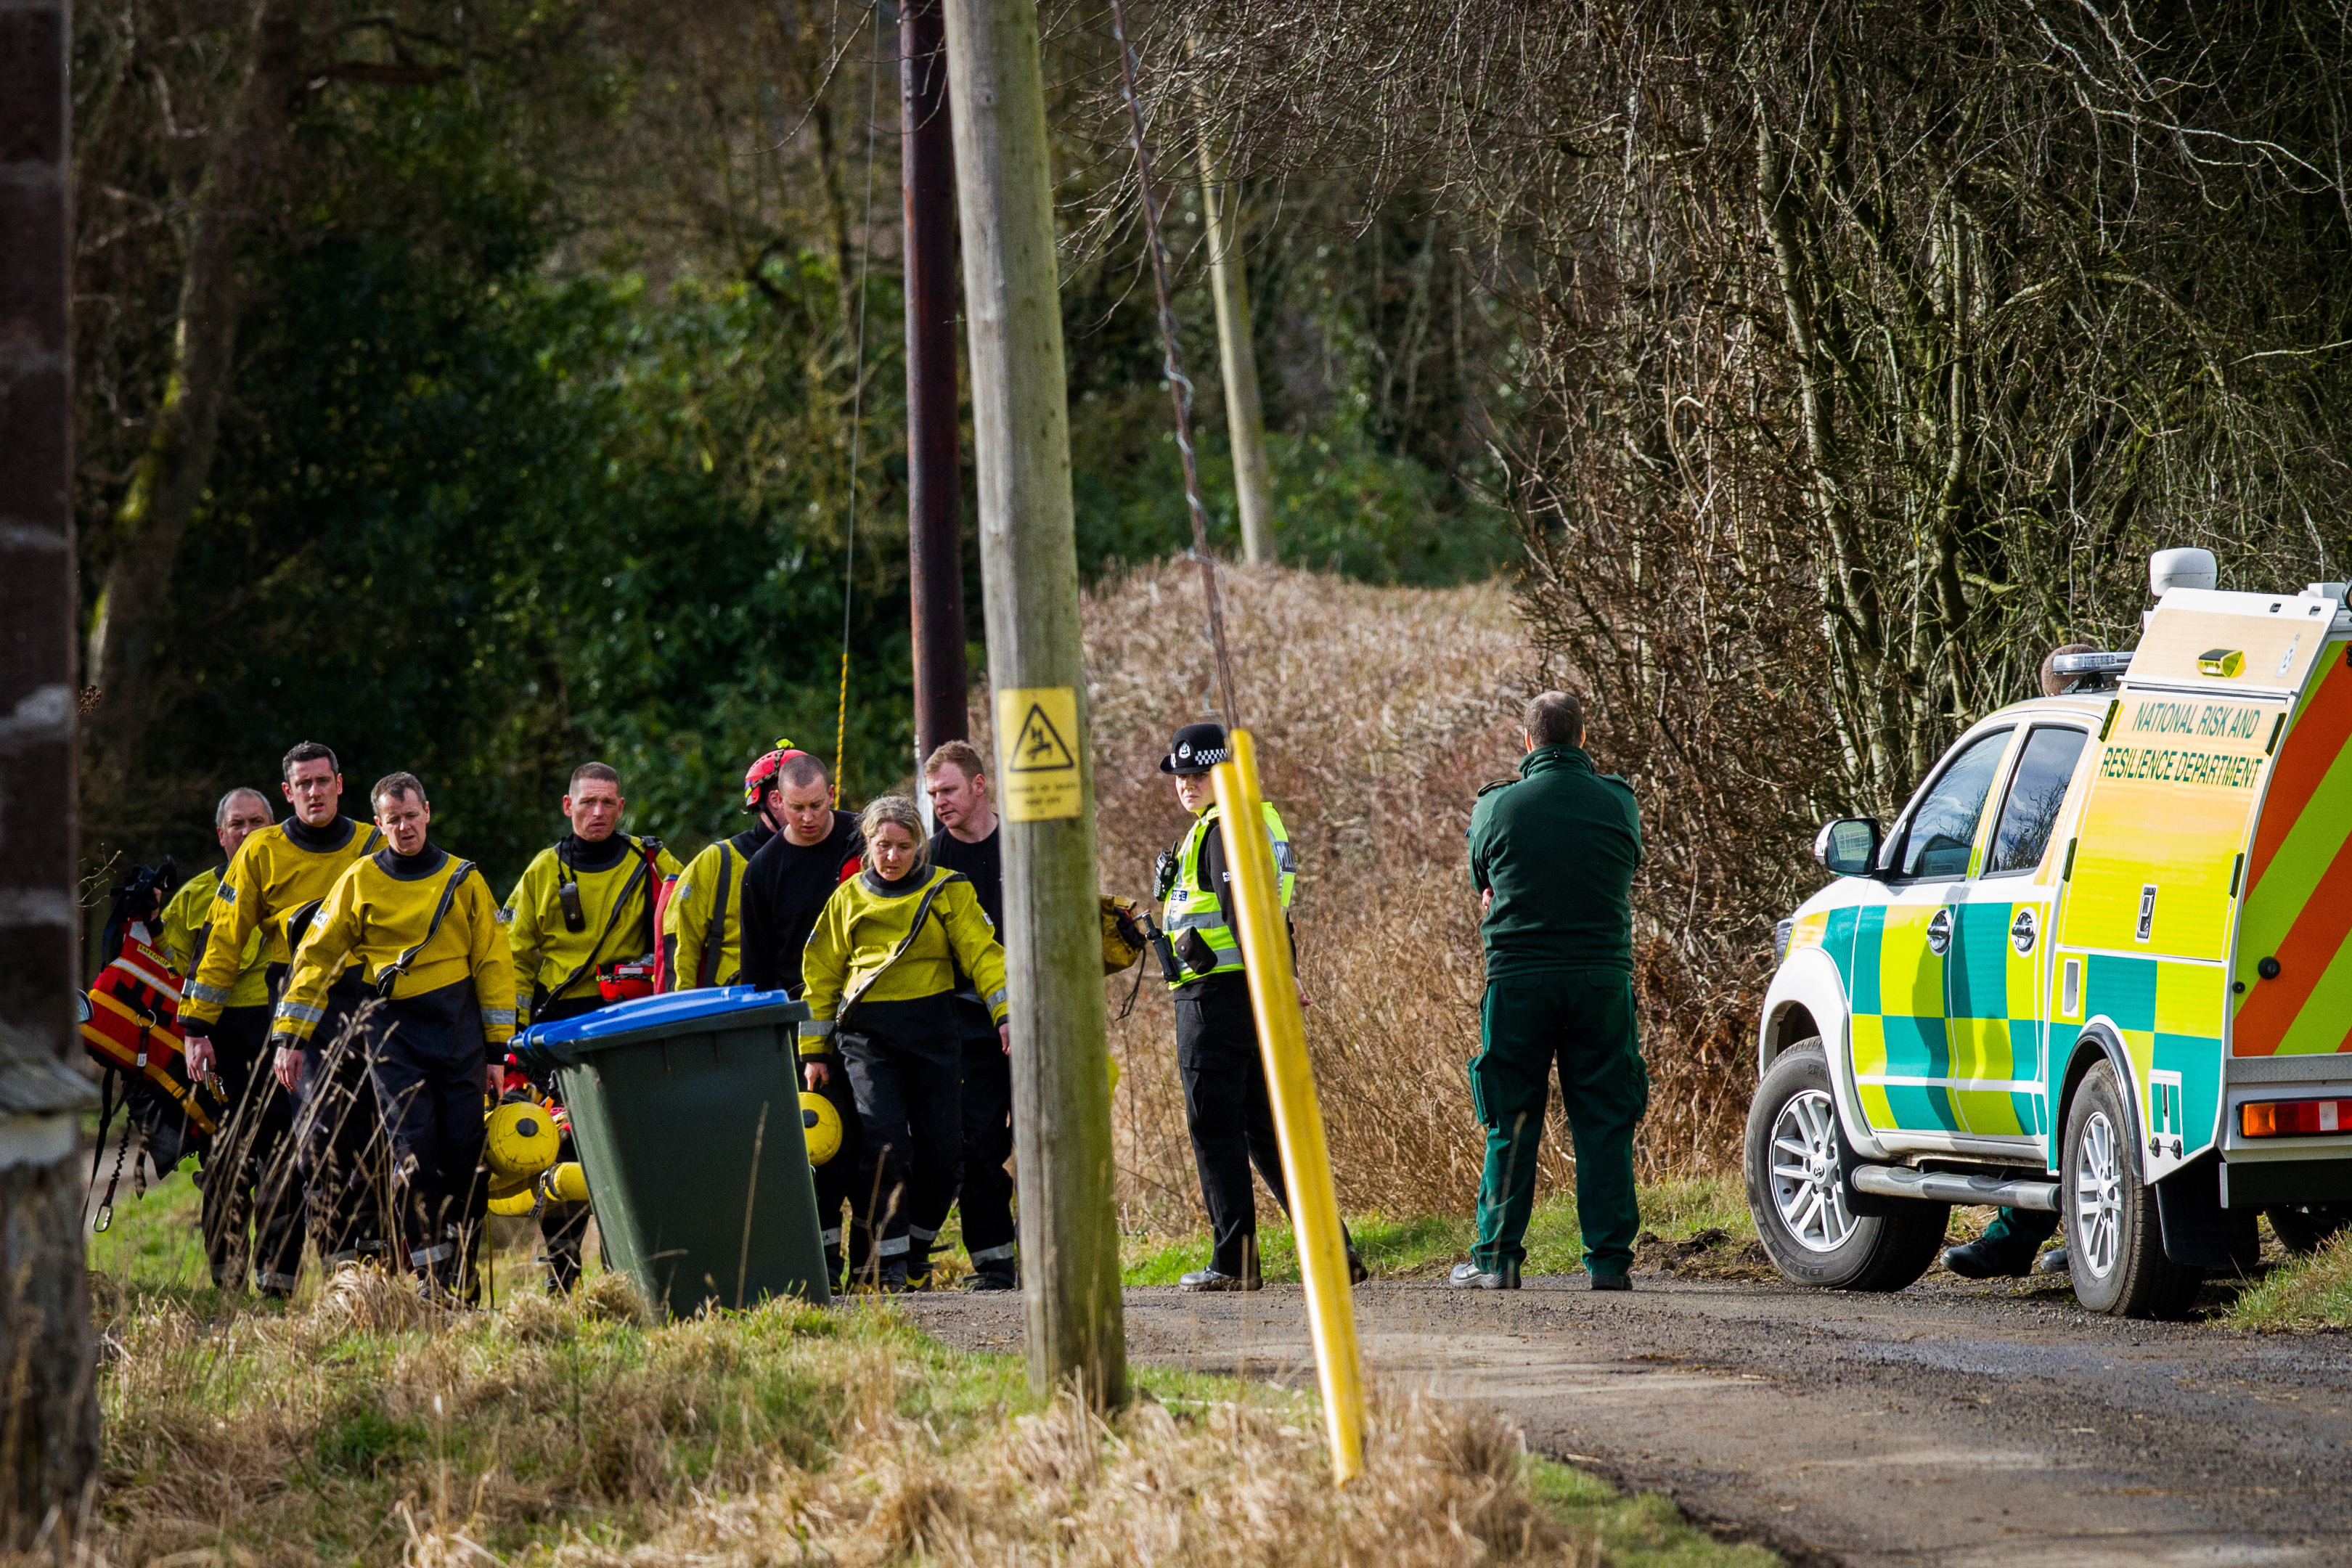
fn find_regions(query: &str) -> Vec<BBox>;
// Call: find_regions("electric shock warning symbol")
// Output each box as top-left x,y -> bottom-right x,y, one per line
996,687 -> 1084,822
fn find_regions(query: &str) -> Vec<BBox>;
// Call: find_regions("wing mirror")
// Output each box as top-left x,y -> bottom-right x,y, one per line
1813,817 -> 1882,877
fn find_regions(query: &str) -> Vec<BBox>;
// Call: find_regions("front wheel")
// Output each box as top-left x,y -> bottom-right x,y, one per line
1744,1041 -> 1948,1291
2063,1061 -> 2202,1319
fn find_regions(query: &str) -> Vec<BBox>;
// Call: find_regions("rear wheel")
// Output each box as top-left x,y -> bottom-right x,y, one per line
2063,1061 -> 2202,1318
1745,1041 -> 1948,1291
2266,1204 -> 2352,1256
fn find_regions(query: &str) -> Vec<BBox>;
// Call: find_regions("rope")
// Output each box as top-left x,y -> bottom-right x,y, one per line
1111,0 -> 1241,734
833,0 -> 888,804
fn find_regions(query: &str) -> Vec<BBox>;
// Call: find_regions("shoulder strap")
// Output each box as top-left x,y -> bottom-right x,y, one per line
549,853 -> 652,1002
375,861 -> 478,998
841,872 -> 963,1018
698,843 -> 734,988
636,836 -> 666,954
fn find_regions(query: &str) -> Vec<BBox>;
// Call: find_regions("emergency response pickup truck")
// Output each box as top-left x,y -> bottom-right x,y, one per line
1749,549 -> 2352,1318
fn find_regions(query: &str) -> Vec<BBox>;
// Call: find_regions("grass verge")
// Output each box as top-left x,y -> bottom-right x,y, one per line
2223,1230 -> 2352,1330
88,1175 -> 1778,1565
1123,1174 -> 1767,1286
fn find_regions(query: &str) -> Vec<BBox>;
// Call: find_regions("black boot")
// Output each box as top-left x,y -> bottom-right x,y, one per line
1941,1235 -> 2038,1279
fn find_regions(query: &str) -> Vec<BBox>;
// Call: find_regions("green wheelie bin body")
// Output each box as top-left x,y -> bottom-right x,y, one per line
520,987 -> 830,1314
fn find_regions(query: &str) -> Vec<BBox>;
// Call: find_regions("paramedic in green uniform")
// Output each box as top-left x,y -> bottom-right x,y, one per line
1454,690 -> 1648,1291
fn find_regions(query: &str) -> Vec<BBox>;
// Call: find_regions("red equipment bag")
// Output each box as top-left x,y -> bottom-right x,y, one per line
596,959 -> 658,1003
81,933 -> 222,1141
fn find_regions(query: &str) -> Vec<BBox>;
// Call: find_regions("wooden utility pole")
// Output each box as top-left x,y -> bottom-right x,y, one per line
904,0 -> 967,766
942,0 -> 1128,1408
0,0 -> 105,1539
1196,123 -> 1274,565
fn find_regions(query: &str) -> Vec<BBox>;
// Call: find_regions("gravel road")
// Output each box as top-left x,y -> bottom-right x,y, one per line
908,1272 -> 2352,1567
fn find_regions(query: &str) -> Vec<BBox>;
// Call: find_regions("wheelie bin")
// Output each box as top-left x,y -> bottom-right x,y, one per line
518,987 -> 829,1314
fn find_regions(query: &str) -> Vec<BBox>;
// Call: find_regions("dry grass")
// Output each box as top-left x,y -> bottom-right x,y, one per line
73,1273 -> 1638,1568
987,560 -> 1749,1233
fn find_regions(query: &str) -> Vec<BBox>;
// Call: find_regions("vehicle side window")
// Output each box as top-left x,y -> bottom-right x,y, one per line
1890,730 -> 2012,880
1984,726 -> 2089,875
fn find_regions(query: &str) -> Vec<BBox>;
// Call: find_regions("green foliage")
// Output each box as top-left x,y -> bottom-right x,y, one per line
146,93 -> 910,884
1071,385 -> 1514,584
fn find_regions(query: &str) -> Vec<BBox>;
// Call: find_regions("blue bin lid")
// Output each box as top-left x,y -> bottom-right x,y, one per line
519,986 -> 808,1068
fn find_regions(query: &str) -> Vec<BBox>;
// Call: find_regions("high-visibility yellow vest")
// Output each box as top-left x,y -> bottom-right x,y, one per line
1161,801 -> 1293,987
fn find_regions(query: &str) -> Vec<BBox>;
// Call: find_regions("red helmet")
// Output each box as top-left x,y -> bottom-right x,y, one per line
742,738 -> 813,812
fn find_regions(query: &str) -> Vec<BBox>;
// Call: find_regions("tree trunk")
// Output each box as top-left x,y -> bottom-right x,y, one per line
85,0 -> 301,776
0,0 -> 105,1543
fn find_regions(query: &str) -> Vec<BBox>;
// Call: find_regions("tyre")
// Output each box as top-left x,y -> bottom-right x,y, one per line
1745,1040 -> 1948,1291
2063,1061 -> 2202,1318
2266,1204 -> 2352,1256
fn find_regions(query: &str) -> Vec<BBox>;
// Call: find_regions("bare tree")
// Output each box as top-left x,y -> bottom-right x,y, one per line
1148,0 -> 2352,1153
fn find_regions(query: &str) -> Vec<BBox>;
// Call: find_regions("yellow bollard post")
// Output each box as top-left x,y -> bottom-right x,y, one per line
1209,729 -> 1366,1486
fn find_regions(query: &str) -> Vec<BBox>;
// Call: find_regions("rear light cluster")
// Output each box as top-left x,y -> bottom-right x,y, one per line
2241,1098 -> 2352,1138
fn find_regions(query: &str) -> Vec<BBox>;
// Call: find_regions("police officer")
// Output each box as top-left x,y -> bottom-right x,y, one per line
1454,691 -> 1647,1291
1156,722 -> 1365,1291
181,742 -> 387,1268
502,761 -> 680,1290
736,748 -> 865,1284
163,786 -> 302,1296
923,740 -> 1016,1291
274,773 -> 513,1295
665,740 -> 801,989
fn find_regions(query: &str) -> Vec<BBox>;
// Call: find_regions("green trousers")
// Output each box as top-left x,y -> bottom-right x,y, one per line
1471,967 -> 1649,1275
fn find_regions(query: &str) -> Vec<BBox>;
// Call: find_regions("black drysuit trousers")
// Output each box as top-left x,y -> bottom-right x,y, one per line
292,979 -> 388,1262
841,994 -> 963,1262
528,995 -> 605,1290
200,1003 -> 303,1292
362,980 -> 489,1275
954,995 -> 1017,1271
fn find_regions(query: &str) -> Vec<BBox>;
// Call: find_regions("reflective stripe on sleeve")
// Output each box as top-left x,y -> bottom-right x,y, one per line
275,1000 -> 325,1025
985,988 -> 1008,1010
184,979 -> 234,1005
483,1008 -> 515,1029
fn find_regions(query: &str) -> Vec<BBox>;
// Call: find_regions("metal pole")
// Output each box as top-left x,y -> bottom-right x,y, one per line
904,0 -> 968,764
943,0 -> 1129,1408
1196,122 -> 1275,565
0,0 -> 105,1535
1212,730 -> 1364,1484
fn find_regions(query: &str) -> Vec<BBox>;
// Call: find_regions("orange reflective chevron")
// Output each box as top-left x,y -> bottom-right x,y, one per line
2247,653 -> 2352,894
2233,644 -> 2352,1057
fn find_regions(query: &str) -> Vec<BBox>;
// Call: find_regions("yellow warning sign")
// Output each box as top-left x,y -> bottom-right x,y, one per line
996,687 -> 1083,822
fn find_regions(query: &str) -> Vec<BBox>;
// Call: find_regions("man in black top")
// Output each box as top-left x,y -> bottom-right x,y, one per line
737,751 -> 865,1282
923,740 -> 1016,1291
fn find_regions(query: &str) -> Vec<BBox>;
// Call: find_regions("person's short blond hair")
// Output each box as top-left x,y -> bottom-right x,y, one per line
858,795 -> 930,875
924,739 -> 988,782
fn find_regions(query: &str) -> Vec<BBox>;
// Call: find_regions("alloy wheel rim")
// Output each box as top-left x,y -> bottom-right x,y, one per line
2075,1109 -> 2123,1279
1769,1087 -> 1858,1252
